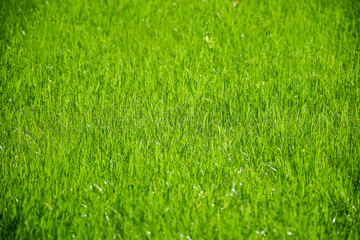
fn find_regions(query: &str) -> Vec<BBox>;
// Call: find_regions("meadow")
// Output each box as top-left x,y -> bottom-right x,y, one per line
1,0 -> 359,239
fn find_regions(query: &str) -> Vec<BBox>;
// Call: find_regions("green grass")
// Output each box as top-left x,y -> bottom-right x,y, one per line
1,0 -> 360,239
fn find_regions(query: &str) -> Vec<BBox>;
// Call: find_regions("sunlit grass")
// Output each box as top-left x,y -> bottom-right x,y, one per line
1,0 -> 359,239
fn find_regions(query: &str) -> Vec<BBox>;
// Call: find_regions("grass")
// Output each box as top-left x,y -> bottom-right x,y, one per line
1,0 -> 360,238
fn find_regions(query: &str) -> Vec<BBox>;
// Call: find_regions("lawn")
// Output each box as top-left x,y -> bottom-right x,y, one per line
1,0 -> 359,239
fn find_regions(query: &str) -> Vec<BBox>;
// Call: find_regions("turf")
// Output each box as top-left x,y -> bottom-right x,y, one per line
1,0 -> 360,239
